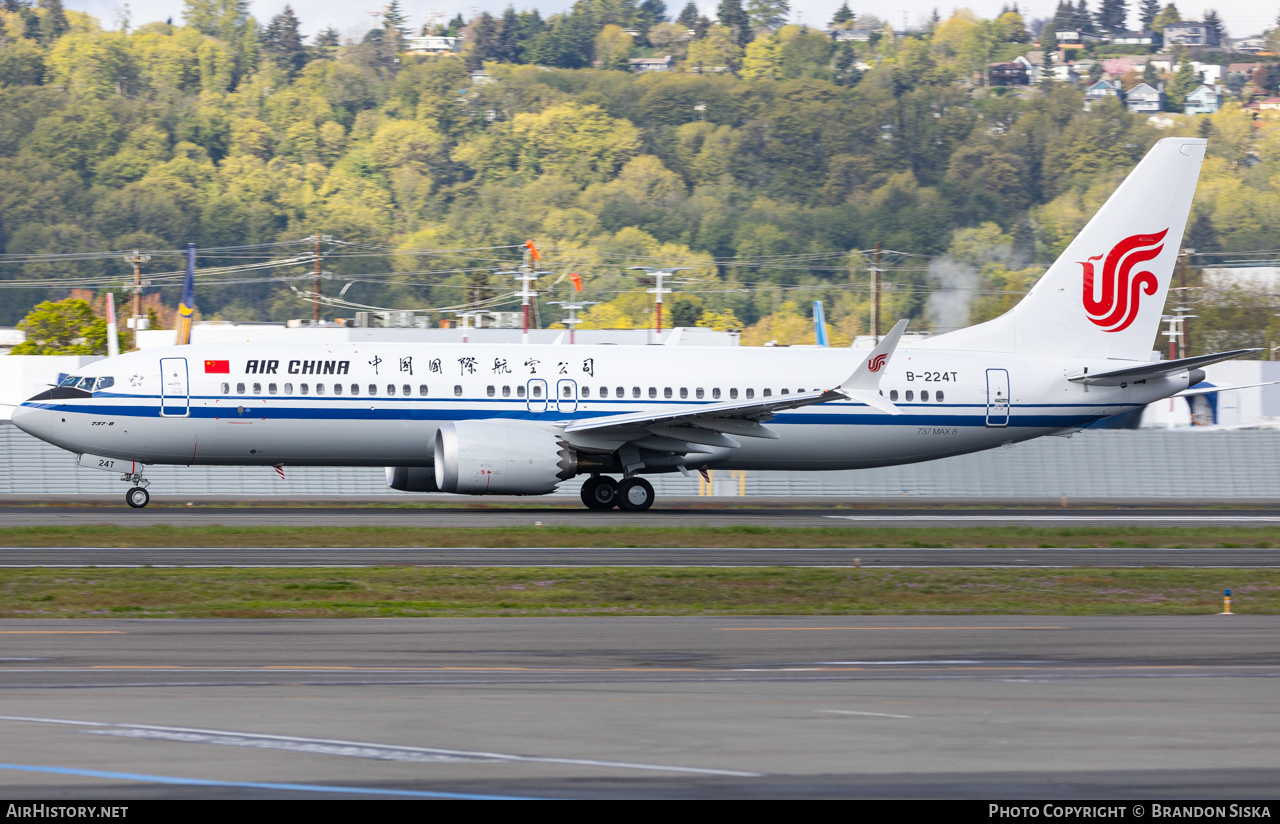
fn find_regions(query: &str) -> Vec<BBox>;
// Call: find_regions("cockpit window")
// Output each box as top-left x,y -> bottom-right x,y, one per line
94,377 -> 114,391
59,375 -> 81,387
77,377 -> 95,392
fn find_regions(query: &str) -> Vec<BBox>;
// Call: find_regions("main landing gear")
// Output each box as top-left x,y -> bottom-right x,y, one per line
121,470 -> 151,509
580,476 -> 655,511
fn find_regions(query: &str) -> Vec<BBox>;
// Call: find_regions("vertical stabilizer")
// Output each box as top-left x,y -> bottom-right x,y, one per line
924,137 -> 1206,361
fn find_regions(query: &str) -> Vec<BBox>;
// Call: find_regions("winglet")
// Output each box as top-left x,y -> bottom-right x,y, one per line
838,319 -> 908,414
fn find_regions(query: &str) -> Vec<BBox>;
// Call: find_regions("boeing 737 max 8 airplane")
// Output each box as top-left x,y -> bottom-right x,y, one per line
10,137 -> 1253,510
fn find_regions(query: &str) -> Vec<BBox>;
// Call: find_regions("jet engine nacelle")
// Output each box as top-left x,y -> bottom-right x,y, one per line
434,420 -> 573,495
385,466 -> 440,492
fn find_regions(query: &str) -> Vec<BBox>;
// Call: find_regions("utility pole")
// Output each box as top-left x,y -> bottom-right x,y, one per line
628,266 -> 690,342
313,234 -> 323,324
122,250 -> 151,351
869,242 -> 882,342
1179,247 -> 1195,356
514,241 -> 545,345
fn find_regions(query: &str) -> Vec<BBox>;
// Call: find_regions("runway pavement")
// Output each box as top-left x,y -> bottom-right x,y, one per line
1,616 -> 1278,798
3,546 -> 1280,567
7,502 -> 1280,528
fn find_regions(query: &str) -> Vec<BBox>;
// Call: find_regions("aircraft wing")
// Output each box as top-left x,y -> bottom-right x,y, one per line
562,321 -> 907,459
1067,349 -> 1259,386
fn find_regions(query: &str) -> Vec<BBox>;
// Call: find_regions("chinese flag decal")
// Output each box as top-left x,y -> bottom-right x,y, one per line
204,360 -> 230,373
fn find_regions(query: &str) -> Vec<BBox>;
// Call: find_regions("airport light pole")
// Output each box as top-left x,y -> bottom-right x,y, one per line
627,266 -> 691,341
549,300 -> 598,344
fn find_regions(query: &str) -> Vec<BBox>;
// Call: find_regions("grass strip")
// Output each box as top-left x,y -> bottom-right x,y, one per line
0,567 -> 1270,618
1,525 -> 1280,548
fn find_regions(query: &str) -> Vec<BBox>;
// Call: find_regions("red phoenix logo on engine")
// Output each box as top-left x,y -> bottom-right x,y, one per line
1081,229 -> 1168,333
868,353 -> 887,372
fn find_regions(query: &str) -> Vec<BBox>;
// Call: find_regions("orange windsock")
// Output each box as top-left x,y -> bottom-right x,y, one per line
525,240 -> 541,261
570,272 -> 582,292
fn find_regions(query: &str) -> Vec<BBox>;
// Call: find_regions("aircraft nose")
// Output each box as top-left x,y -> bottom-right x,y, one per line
10,403 -> 50,440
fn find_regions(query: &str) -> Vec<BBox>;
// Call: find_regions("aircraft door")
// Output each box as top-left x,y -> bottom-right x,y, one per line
556,379 -> 578,413
985,368 -> 1010,428
526,379 -> 548,414
159,357 -> 190,417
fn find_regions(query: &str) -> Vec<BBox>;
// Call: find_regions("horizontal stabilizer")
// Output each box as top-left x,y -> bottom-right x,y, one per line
1178,380 -> 1280,398
1067,349 -> 1259,386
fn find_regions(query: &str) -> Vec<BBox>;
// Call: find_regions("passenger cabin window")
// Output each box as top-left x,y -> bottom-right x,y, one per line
782,388 -> 789,395
664,387 -> 672,399
332,383 -> 342,395
632,387 -> 641,398
713,388 -> 721,400
487,385 -> 496,397
517,386 -> 526,398
582,386 -> 590,398
562,385 -> 572,398
253,382 -> 262,395
387,385 -> 396,396
454,385 -> 462,397
696,388 -> 704,399
221,383 -> 230,395
680,388 -> 688,399
418,385 -> 428,396
533,385 -> 543,398
936,390 -> 944,402
905,390 -> 913,402
368,384 -> 377,395
236,382 -> 245,394
300,384 -> 309,395
762,388 -> 771,398
403,384 -> 410,396
648,387 -> 657,399
745,388 -> 754,399
729,388 -> 738,399
889,389 -> 898,401
316,383 -> 325,395
502,386 -> 511,397
269,383 -> 278,395
921,390 -> 929,402
350,384 -> 359,396
284,383 -> 294,395
616,387 -> 624,398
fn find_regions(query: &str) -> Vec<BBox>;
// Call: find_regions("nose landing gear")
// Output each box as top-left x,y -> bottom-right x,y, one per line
121,471 -> 151,509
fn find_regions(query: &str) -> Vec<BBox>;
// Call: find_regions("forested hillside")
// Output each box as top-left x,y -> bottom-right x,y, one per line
1,0 -> 1278,352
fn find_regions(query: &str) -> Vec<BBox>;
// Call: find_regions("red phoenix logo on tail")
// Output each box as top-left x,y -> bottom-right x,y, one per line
1081,229 -> 1168,333
868,353 -> 887,372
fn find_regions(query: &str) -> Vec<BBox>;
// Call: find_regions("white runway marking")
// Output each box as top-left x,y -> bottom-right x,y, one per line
0,715 -> 762,777
820,710 -> 913,719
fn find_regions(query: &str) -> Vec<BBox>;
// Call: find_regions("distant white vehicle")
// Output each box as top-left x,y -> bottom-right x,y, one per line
13,138 -> 1252,511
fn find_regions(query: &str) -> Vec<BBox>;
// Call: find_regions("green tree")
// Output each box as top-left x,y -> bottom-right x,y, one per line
11,298 -> 114,355
261,5 -> 307,77
1165,54 -> 1200,111
746,0 -> 789,34
1151,3 -> 1179,33
595,24 -> 634,70
716,0 -> 751,46
831,2 -> 853,27
686,24 -> 743,71
1094,0 -> 1128,35
1138,0 -> 1159,29
36,0 -> 69,43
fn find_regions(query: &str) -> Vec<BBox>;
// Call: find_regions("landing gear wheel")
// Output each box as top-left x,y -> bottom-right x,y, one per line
125,486 -> 150,509
617,477 -> 655,512
580,476 -> 619,510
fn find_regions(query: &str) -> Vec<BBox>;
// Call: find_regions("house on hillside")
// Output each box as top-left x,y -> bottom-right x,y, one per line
1184,84 -> 1225,114
1232,36 -> 1267,53
1112,30 -> 1160,47
1124,82 -> 1164,113
405,35 -> 460,54
1055,29 -> 1103,49
989,61 -> 1029,85
1163,21 -> 1218,48
1084,78 -> 1123,109
628,56 -> 673,72
1259,97 -> 1280,111
831,29 -> 874,41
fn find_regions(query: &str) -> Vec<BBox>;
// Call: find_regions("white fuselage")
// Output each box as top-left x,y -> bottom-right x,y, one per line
12,341 -> 1191,474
